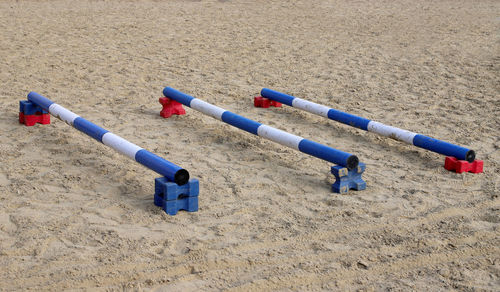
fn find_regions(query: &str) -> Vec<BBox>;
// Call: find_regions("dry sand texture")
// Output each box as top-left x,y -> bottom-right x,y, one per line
0,0 -> 499,290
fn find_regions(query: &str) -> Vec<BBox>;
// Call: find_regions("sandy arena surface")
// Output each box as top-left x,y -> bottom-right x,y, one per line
0,0 -> 499,290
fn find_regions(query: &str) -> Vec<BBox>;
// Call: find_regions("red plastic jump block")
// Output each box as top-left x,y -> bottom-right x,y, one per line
19,112 -> 50,126
159,97 -> 186,118
254,96 -> 282,108
444,156 -> 483,174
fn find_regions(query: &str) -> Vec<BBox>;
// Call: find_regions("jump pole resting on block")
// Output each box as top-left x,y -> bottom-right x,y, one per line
161,87 -> 366,193
20,92 -> 199,215
257,88 -> 482,174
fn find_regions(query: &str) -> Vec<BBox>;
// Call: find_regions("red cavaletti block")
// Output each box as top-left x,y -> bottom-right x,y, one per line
19,112 -> 50,126
444,156 -> 483,173
159,97 -> 186,118
254,96 -> 282,108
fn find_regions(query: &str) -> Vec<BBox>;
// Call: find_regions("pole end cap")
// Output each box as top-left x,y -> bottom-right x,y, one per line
465,150 -> 475,163
174,169 -> 190,185
346,155 -> 359,170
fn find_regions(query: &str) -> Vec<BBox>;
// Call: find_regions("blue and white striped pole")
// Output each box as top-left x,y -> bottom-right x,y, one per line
27,92 -> 190,185
260,89 -> 476,162
163,87 -> 359,170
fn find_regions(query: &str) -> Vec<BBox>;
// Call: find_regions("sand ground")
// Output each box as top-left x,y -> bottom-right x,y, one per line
0,0 -> 499,290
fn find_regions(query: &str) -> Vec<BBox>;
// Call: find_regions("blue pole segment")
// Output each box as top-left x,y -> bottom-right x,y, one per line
261,88 -> 371,130
260,88 -> 295,106
28,91 -> 55,110
163,87 -> 195,106
298,139 -> 358,170
221,112 -> 262,135
135,150 -> 186,183
413,135 -> 473,162
73,117 -> 109,142
260,88 -> 476,162
164,87 -> 360,169
327,109 -> 370,130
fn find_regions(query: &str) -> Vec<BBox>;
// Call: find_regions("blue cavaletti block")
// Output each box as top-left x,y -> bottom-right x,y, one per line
19,100 -> 48,115
331,163 -> 366,194
154,177 -> 199,201
163,196 -> 199,215
154,177 -> 199,215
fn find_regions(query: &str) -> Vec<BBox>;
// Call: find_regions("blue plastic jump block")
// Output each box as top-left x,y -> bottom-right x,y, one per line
154,177 -> 199,215
154,177 -> 199,201
19,100 -> 48,115
160,196 -> 199,216
331,162 -> 366,194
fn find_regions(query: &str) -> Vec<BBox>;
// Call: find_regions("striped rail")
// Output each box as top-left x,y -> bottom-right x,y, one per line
163,87 -> 360,170
260,88 -> 475,162
27,92 -> 189,185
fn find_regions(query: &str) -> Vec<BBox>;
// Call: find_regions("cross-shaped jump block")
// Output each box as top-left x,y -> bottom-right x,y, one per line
19,100 -> 50,126
444,156 -> 483,174
154,177 -> 199,215
331,163 -> 366,194
159,97 -> 186,118
254,96 -> 282,108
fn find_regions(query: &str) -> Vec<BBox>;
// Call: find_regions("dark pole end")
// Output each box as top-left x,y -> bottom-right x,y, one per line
174,169 -> 190,185
465,150 -> 476,163
346,155 -> 359,170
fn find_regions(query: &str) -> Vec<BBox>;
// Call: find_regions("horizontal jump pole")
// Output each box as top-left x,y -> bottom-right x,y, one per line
163,87 -> 359,170
27,92 -> 190,185
260,89 -> 476,162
